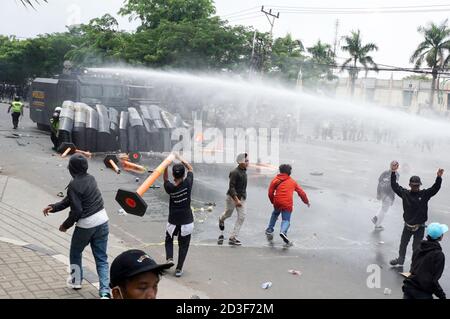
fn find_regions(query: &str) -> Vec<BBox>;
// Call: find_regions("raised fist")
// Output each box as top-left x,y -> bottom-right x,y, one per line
390,160 -> 399,171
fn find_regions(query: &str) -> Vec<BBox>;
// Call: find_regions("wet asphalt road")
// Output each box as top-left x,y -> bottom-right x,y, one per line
1,103 -> 449,298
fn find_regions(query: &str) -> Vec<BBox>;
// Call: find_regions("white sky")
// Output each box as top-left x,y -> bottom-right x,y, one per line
1,0 -> 449,79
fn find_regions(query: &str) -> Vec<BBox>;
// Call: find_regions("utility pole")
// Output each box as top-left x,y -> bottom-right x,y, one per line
261,6 -> 280,39
249,30 -> 257,74
331,19 -> 340,79
333,19 -> 340,56
260,6 -> 280,73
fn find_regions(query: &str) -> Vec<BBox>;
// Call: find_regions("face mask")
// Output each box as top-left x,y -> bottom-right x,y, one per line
113,286 -> 125,299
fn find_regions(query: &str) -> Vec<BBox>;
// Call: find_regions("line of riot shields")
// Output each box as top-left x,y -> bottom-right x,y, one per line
58,101 -> 184,153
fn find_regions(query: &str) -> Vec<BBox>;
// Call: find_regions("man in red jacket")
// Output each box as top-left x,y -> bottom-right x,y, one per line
265,164 -> 310,245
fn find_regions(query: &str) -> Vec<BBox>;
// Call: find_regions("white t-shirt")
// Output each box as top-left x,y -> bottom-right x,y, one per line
76,208 -> 109,229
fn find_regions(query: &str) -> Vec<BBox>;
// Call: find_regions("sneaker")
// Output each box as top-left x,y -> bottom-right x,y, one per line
166,258 -> 174,266
219,217 -> 224,231
66,277 -> 82,290
265,229 -> 273,236
389,258 -> 404,267
280,233 -> 290,244
228,237 -> 242,246
283,241 -> 294,247
175,269 -> 183,277
100,293 -> 111,299
371,216 -> 378,225
375,225 -> 384,231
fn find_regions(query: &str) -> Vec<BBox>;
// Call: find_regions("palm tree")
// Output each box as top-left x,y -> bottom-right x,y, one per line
411,20 -> 450,108
307,40 -> 336,80
341,30 -> 378,96
19,0 -> 47,8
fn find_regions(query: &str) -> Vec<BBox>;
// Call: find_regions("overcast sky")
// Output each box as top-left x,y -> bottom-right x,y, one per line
1,0 -> 450,79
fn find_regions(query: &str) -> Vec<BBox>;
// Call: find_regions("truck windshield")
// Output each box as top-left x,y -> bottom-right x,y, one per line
103,86 -> 123,99
80,85 -> 102,99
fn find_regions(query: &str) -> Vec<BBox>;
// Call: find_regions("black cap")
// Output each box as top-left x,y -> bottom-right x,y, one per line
172,163 -> 185,178
110,250 -> 173,288
409,176 -> 422,186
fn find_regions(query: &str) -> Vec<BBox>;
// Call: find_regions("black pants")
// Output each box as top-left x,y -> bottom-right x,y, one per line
51,132 -> 59,149
398,224 -> 425,264
11,112 -> 20,129
403,286 -> 433,299
165,225 -> 191,271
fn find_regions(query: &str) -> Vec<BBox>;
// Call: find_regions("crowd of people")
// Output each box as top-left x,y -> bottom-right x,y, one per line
0,83 -> 28,103
38,144 -> 448,300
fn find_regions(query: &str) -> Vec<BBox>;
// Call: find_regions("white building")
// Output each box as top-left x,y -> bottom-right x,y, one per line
335,77 -> 450,113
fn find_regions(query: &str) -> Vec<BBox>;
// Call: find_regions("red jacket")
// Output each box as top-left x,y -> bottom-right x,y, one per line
268,173 -> 309,212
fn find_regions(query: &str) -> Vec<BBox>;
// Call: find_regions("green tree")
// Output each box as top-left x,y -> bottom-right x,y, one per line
402,74 -> 431,81
119,0 -> 215,30
65,14 -> 128,66
303,40 -> 336,88
410,19 -> 450,107
121,18 -> 252,70
118,0 -> 251,70
270,34 -> 304,83
341,30 -> 378,95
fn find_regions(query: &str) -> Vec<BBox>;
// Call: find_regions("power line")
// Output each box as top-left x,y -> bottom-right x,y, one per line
221,6 -> 260,18
227,15 -> 265,23
225,11 -> 264,21
276,8 -> 450,15
268,3 -> 450,10
222,11 -> 261,20
304,60 -> 450,76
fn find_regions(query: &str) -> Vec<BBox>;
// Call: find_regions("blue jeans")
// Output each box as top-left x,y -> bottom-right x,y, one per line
70,222 -> 109,296
266,209 -> 291,235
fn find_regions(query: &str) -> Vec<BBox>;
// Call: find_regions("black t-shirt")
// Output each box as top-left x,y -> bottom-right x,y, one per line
164,171 -> 194,225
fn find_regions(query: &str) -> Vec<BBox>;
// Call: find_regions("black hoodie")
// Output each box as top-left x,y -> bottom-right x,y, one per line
51,154 -> 104,229
403,240 -> 446,299
391,171 -> 442,225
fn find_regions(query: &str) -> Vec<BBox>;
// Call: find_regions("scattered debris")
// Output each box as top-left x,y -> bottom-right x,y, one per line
288,269 -> 302,276
57,164 -> 62,167
205,202 -> 216,207
117,209 -> 128,216
378,241 -> 385,245
190,295 -> 200,299
310,171 -> 324,176
261,282 -> 272,289
383,288 -> 392,295
57,192 -> 64,198
207,206 -> 214,212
